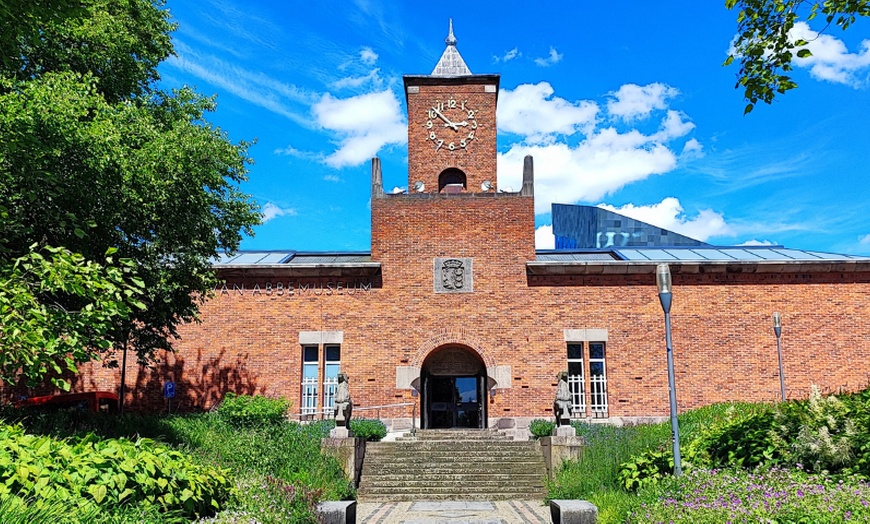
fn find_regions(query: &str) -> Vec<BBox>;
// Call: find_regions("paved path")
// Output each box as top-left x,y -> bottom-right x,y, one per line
357,500 -> 551,524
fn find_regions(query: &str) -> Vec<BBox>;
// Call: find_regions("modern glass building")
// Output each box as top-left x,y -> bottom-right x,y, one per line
552,203 -> 711,249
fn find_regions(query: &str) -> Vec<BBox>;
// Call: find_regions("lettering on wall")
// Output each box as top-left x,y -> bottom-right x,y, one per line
214,279 -> 374,297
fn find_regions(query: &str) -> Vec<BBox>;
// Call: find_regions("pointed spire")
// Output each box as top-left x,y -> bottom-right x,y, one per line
431,19 -> 471,76
446,18 -> 456,46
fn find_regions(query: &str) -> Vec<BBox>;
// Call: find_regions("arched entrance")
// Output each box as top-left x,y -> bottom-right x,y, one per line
420,345 -> 487,429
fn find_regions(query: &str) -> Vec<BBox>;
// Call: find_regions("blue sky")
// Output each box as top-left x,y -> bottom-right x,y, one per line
158,1 -> 870,255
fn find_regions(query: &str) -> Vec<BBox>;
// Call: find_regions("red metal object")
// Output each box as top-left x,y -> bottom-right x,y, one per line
14,391 -> 119,413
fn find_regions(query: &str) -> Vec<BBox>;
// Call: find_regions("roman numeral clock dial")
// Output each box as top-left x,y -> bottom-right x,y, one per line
425,98 -> 478,152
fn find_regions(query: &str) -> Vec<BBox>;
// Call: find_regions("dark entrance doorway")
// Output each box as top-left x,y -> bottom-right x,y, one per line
420,346 -> 487,429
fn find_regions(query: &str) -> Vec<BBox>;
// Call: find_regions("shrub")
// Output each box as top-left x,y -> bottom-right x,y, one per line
771,385 -> 856,473
0,423 -> 231,519
686,408 -> 779,469
216,393 -> 289,427
349,418 -> 387,441
617,448 -> 675,491
529,419 -> 555,439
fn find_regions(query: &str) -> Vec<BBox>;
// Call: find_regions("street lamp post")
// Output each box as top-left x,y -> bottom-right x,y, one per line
773,312 -> 785,401
656,263 -> 682,476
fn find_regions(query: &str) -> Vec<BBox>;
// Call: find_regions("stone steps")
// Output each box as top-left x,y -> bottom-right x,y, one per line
357,429 -> 547,502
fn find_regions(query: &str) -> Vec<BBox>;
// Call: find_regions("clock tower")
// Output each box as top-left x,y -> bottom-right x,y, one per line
403,20 -> 500,194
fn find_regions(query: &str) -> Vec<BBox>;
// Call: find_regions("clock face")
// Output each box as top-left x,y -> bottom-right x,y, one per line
424,97 -> 478,152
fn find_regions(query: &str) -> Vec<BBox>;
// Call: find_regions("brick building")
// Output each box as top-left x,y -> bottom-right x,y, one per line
77,24 -> 870,430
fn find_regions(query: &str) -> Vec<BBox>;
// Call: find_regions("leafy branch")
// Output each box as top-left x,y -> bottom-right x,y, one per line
725,0 -> 870,114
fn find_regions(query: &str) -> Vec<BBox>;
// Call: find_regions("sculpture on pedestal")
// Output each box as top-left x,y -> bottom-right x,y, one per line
334,372 -> 352,426
553,371 -> 572,426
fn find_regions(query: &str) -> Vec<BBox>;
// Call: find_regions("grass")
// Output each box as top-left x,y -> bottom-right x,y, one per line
547,403 -> 754,520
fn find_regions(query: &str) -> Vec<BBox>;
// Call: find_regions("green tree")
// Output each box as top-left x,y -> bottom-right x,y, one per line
0,246 -> 143,390
0,0 -> 261,389
726,0 -> 870,114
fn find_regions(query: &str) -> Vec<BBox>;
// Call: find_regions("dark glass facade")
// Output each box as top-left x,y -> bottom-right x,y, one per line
552,204 -> 710,249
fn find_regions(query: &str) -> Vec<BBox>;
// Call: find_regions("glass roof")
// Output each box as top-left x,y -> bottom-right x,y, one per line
214,251 -> 372,266
537,246 -> 870,263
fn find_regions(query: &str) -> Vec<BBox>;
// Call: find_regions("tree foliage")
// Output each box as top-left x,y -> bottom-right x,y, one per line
0,246 -> 143,390
725,0 -> 870,113
0,0 -> 261,388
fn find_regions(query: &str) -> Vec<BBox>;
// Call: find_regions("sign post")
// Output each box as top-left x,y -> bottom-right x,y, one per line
163,381 -> 176,414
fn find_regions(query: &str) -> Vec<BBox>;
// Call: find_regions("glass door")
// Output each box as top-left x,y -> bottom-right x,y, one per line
427,375 -> 481,428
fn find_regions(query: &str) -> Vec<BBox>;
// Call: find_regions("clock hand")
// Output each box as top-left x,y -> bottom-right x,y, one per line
432,108 -> 458,130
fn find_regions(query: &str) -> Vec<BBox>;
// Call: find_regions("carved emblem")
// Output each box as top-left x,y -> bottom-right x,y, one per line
433,257 -> 472,293
441,259 -> 464,290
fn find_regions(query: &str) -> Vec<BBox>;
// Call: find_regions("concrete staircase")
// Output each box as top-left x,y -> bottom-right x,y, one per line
357,429 -> 548,502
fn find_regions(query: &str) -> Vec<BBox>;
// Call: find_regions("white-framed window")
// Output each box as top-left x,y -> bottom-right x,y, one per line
564,337 -> 609,419
301,345 -> 319,415
300,343 -> 341,417
567,343 -> 586,414
323,344 -> 341,412
588,342 -> 608,418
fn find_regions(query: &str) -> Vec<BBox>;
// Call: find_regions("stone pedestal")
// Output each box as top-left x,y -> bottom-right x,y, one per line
317,500 -> 357,524
550,499 -> 598,524
554,425 -> 575,437
321,437 -> 366,486
540,435 -> 586,480
330,426 -> 353,439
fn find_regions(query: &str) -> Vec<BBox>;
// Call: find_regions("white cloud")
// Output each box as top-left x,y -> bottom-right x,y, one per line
597,198 -> 734,241
497,82 -> 698,214
273,145 -> 319,160
323,174 -> 341,182
498,82 -> 598,142
312,89 -> 407,168
534,47 -> 563,67
654,110 -> 695,140
499,129 -> 681,214
535,225 -> 555,249
859,234 -> 870,245
494,48 -> 521,62
360,46 -> 378,65
682,138 -> 704,157
738,239 -> 777,246
331,68 -> 384,90
167,41 -> 315,125
790,22 -> 870,87
607,83 -> 679,121
261,202 -> 298,223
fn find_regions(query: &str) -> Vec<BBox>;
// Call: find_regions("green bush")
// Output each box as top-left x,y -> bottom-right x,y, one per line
771,385 -> 856,473
617,448 -> 675,491
0,423 -> 230,519
216,393 -> 289,427
349,418 -> 387,441
529,419 -> 555,439
686,408 -> 779,470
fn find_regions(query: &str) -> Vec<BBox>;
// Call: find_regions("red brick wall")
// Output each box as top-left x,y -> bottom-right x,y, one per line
71,247 -> 870,420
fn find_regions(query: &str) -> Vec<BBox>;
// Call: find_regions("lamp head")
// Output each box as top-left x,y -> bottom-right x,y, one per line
773,312 -> 782,337
656,264 -> 672,295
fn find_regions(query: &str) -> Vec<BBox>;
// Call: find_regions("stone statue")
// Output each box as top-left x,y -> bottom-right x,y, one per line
553,371 -> 572,426
333,372 -> 352,427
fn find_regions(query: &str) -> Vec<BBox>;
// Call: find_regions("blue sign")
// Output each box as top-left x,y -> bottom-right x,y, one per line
163,382 -> 176,399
